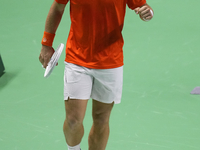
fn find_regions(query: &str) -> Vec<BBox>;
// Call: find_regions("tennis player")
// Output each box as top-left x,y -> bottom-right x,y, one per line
39,0 -> 153,150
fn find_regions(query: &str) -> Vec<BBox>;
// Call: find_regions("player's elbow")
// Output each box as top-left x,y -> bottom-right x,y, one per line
52,1 -> 66,15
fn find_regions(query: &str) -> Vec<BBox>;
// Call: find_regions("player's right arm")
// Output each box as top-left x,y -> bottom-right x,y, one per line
39,1 -> 66,68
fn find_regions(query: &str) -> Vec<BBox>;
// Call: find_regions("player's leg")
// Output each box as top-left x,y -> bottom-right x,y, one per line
88,100 -> 114,150
63,98 -> 88,146
88,66 -> 123,150
63,62 -> 93,149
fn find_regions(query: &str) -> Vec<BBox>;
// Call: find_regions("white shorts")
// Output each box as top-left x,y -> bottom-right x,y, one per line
64,62 -> 123,104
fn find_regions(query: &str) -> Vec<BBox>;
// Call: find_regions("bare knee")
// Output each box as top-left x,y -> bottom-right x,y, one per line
92,112 -> 111,130
92,100 -> 114,129
64,114 -> 83,130
64,99 -> 88,130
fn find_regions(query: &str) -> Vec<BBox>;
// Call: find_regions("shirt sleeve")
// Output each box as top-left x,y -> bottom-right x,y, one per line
55,0 -> 69,4
127,0 -> 146,10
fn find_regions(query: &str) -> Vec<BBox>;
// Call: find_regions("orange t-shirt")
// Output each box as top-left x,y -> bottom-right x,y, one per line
55,0 -> 146,69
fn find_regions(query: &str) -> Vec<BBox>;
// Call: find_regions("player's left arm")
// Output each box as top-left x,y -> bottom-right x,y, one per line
134,3 -> 154,21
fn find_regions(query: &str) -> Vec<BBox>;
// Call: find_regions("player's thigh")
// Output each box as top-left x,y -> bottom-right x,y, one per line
92,99 -> 114,124
64,62 -> 93,100
64,99 -> 88,123
91,66 -> 123,104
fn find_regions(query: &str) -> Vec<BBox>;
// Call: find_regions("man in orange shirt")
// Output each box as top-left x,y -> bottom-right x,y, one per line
39,0 -> 153,150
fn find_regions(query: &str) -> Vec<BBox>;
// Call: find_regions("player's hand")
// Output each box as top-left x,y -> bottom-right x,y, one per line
39,45 -> 55,68
134,4 -> 154,21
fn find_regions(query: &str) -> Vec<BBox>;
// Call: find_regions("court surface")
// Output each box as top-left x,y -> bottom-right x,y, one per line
0,0 -> 200,150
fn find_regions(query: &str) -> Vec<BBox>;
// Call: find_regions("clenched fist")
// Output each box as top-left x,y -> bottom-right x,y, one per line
134,4 -> 154,21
